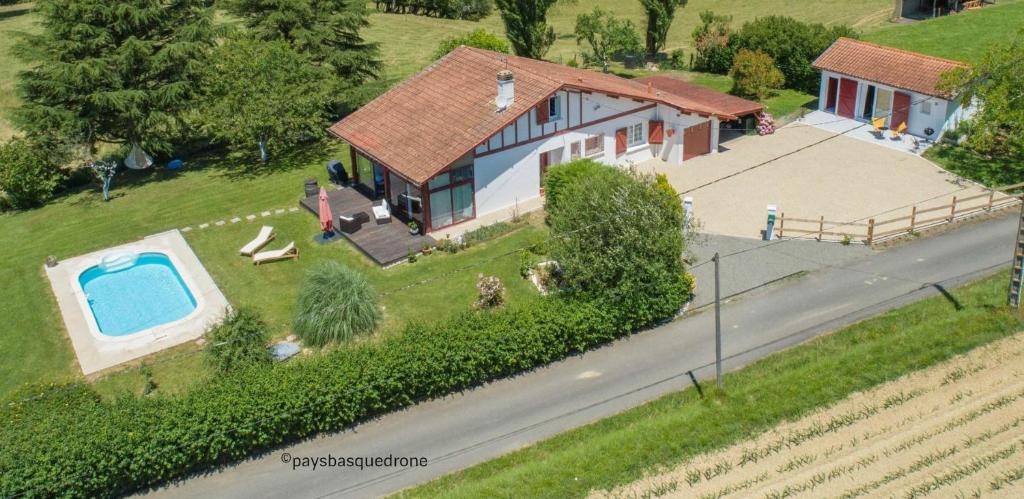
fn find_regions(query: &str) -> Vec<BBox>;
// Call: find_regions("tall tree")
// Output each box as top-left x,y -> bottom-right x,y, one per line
639,0 -> 687,59
197,38 -> 333,163
939,34 -> 1024,184
14,0 -> 220,156
223,0 -> 380,107
574,7 -> 643,66
495,0 -> 559,59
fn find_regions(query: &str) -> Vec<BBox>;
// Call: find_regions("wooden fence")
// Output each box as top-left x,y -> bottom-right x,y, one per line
776,183 -> 1023,245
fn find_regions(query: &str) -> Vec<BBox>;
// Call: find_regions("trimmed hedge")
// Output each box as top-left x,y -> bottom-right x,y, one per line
1,295 -> 650,498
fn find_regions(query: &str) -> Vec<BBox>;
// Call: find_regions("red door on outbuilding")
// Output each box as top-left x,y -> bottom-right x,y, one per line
683,121 -> 711,160
837,78 -> 858,118
891,91 -> 911,129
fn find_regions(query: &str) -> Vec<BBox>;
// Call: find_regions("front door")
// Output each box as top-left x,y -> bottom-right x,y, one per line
891,91 -> 911,130
837,78 -> 858,118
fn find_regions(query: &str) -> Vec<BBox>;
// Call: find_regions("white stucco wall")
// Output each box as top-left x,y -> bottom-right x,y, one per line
471,92 -> 712,220
817,70 -> 967,140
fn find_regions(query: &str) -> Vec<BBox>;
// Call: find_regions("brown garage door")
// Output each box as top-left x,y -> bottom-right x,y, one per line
683,122 -> 711,160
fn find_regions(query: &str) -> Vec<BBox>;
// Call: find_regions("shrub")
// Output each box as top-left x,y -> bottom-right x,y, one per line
206,308 -> 272,373
476,274 -> 506,308
543,158 -> 619,218
0,138 -> 65,210
293,262 -> 381,346
0,292 -> 647,498
729,49 -> 785,100
378,0 -> 492,21
433,28 -> 510,59
730,16 -> 857,94
519,250 -> 540,278
547,162 -> 692,329
666,48 -> 686,70
463,221 -> 516,246
691,10 -> 734,74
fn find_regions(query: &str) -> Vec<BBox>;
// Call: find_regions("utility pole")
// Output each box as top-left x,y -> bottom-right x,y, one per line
713,252 -> 723,388
1009,202 -> 1024,306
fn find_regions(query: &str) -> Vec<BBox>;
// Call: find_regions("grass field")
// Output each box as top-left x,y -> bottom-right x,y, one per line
864,0 -> 1024,63
0,0 -> 895,140
606,332 -> 1024,498
401,271 -> 1024,498
0,141 -> 543,398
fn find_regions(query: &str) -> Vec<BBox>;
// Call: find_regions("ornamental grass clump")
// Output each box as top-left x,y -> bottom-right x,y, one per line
293,261 -> 380,346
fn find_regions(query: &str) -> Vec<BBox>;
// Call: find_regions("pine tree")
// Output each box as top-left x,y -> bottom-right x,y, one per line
14,0 -> 220,156
639,0 -> 687,59
223,0 -> 381,107
495,0 -> 559,60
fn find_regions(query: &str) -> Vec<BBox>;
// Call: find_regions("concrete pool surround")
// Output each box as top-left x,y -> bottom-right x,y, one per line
45,230 -> 230,374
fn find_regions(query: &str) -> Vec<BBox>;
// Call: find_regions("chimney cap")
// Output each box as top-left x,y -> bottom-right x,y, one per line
497,69 -> 514,81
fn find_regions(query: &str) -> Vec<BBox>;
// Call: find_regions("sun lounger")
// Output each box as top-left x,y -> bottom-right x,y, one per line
253,242 -> 298,265
240,226 -> 275,256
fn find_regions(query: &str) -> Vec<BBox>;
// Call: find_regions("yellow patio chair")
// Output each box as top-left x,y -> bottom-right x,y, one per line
872,116 -> 886,131
890,121 -> 907,139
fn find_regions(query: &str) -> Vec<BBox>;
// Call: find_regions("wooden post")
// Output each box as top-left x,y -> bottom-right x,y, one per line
778,212 -> 785,238
909,205 -> 917,233
949,196 -> 958,222
987,190 -> 995,211
867,218 -> 875,245
817,215 -> 824,241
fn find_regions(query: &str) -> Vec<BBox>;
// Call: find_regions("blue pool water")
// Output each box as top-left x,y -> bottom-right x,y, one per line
79,252 -> 197,336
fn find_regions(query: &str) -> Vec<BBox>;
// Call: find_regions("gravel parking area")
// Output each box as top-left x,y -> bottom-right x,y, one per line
641,124 -> 989,241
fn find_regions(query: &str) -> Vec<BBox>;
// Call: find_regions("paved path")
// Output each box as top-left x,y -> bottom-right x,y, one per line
144,213 -> 1017,499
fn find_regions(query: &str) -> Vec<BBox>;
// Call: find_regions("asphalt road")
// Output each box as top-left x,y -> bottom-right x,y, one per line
144,212 -> 1018,499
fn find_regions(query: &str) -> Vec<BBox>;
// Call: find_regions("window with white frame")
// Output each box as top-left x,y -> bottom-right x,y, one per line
548,95 -> 561,121
585,134 -> 604,156
627,122 -> 644,146
920,100 -> 932,115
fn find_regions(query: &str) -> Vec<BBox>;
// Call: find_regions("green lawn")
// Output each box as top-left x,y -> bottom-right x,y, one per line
0,3 -> 38,141
402,271 -> 1024,498
0,141 -> 544,398
863,0 -> 1024,63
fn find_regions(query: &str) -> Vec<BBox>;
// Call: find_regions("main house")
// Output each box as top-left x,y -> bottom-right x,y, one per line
329,47 -> 761,235
812,38 -> 975,141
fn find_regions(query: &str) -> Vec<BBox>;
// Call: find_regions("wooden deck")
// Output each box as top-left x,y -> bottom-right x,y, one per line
299,188 -> 435,266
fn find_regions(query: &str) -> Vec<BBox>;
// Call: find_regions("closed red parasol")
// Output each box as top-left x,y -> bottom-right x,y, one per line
318,187 -> 333,233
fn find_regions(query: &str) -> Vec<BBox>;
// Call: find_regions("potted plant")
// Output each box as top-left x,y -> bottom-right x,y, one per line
408,220 -> 419,235
421,241 -> 433,255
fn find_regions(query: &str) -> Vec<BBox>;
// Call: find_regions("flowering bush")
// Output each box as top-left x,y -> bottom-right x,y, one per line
757,112 -> 775,136
476,274 -> 505,308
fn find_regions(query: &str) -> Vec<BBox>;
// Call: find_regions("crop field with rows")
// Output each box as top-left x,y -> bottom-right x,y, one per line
597,332 -> 1024,499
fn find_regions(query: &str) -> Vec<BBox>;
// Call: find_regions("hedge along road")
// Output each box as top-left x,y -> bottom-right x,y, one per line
143,212 -> 1018,499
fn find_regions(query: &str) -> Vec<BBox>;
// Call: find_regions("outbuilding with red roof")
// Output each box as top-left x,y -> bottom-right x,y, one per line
812,37 -> 976,141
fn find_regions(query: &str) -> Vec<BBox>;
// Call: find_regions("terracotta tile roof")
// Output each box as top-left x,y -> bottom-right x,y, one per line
812,38 -> 968,99
329,47 -> 741,184
635,75 -> 764,117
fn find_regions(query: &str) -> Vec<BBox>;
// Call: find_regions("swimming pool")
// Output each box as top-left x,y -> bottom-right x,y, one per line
79,252 -> 198,336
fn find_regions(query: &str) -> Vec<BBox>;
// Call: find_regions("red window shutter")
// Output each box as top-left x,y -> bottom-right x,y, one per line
648,120 -> 664,144
536,101 -> 549,124
615,128 -> 627,155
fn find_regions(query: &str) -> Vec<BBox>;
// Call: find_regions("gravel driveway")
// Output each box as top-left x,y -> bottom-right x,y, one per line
641,124 -> 988,241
